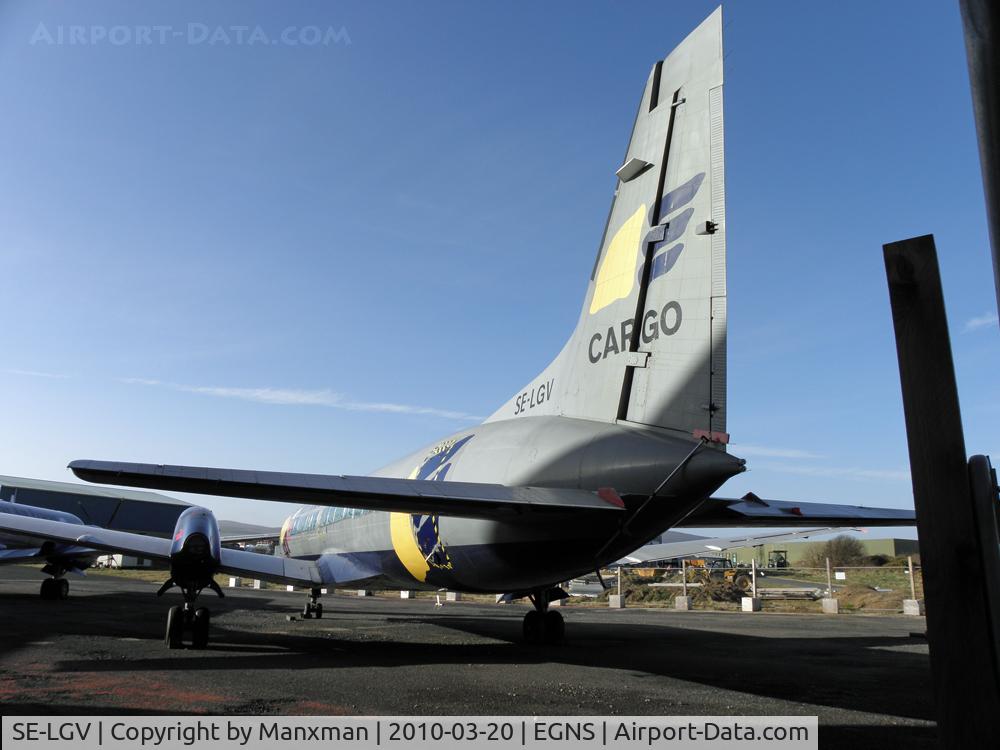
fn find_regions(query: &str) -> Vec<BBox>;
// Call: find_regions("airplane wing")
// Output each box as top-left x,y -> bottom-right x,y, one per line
676,493 -> 915,527
68,461 -> 626,518
0,513 -> 322,586
220,532 -> 280,545
618,527 -> 857,564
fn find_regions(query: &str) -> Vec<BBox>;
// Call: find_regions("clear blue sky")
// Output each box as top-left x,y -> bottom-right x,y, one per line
1,1 -> 996,533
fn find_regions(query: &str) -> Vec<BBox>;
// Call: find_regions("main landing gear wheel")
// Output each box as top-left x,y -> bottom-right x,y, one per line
523,609 -> 544,644
164,603 -> 212,649
39,578 -> 69,600
191,607 -> 211,649
165,605 -> 184,649
543,610 -> 565,644
301,588 -> 323,619
522,609 -> 565,645
522,588 -> 566,645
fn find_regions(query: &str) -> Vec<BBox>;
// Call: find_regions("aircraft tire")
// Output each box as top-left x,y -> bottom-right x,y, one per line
542,610 -> 564,645
523,609 -> 544,644
39,579 -> 55,600
314,603 -> 323,619
301,602 -> 313,619
165,605 -> 185,649
57,579 -> 69,600
191,607 -> 210,649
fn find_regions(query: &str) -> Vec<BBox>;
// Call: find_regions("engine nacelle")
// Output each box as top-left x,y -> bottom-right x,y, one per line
168,506 -> 221,590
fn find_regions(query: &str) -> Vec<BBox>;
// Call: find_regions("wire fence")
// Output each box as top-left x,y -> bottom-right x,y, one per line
572,557 -> 925,614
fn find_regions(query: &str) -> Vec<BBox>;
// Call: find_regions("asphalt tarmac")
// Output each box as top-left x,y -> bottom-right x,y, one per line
0,567 -> 935,748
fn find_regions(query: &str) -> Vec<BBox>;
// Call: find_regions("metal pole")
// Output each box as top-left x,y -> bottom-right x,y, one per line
908,555 -> 917,600
751,558 -> 757,598
826,557 -> 833,597
617,566 -> 622,598
681,559 -> 687,597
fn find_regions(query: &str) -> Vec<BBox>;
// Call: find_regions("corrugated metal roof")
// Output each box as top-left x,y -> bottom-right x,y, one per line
0,474 -> 190,506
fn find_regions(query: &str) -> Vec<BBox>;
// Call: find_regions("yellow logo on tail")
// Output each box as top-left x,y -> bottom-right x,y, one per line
590,203 -> 646,314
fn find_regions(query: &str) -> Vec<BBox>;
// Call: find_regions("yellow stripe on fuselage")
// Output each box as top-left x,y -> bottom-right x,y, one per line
389,512 -> 429,582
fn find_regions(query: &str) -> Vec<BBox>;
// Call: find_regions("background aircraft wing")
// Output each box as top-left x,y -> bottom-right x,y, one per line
220,532 -> 280,545
618,527 -> 857,564
69,460 -> 626,518
0,473 -> 190,535
0,513 -> 321,586
676,493 -> 916,527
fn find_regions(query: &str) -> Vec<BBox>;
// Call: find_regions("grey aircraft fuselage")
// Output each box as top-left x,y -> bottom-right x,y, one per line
279,416 -> 744,593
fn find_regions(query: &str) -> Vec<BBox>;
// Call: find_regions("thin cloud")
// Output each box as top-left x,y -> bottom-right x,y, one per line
4,368 -> 71,379
119,378 -> 482,421
730,444 -> 825,460
964,312 -> 998,332
755,462 -> 910,482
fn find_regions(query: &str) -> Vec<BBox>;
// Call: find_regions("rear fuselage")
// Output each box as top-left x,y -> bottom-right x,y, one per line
278,416 -> 743,592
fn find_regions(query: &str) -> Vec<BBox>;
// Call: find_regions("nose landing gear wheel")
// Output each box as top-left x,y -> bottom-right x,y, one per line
165,605 -> 184,649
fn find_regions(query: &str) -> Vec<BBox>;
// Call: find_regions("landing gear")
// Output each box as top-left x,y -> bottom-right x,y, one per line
164,601 -> 213,649
301,587 -> 323,619
39,578 -> 69,600
165,605 -> 184,648
543,610 -> 565,642
159,578 -> 222,650
522,589 -> 565,645
192,607 -> 211,649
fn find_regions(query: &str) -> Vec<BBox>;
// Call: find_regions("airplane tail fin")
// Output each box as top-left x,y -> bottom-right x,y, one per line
487,8 -> 728,444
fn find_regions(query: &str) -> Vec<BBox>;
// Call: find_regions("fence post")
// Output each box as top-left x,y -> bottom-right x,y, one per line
609,566 -> 625,608
741,558 -> 762,612
675,559 -> 692,610
821,557 -> 839,614
904,555 -> 925,616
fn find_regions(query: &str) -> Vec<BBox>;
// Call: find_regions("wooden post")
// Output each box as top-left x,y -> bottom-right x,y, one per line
884,235 -> 1000,743
908,555 -> 917,601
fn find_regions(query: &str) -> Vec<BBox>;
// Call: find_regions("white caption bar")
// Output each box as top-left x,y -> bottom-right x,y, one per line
3,716 -> 817,750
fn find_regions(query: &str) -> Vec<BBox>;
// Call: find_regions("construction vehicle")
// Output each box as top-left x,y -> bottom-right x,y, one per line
684,557 -> 753,592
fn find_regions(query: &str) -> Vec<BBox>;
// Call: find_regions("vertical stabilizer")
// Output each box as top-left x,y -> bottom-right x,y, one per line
488,8 -> 727,444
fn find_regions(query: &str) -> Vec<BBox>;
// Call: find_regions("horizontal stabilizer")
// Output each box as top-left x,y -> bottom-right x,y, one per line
676,493 -> 916,527
68,460 -> 626,519
619,526 -> 858,564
